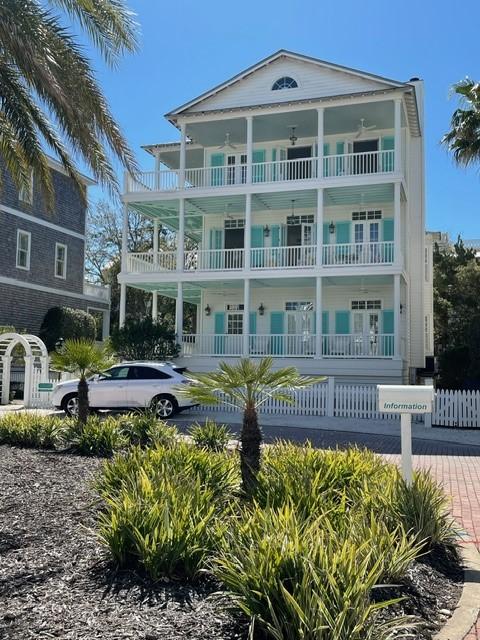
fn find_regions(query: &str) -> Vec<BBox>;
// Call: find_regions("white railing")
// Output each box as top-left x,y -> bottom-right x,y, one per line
323,241 -> 394,266
182,334 -> 243,357
322,334 -> 394,358
433,389 -> 480,428
251,245 -> 316,269
323,150 -> 395,178
184,248 -> 244,271
250,334 -> 316,357
125,170 -> 180,192
83,282 -> 111,302
126,251 -> 177,273
252,157 -> 318,183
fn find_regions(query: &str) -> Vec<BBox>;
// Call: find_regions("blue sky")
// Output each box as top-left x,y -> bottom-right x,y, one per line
89,0 -> 480,239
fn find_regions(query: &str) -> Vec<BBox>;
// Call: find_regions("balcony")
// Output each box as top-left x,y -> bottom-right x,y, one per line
181,333 -> 394,358
125,150 -> 395,195
83,282 -> 111,303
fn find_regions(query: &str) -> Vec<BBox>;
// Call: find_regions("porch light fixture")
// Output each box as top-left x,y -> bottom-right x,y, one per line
289,126 -> 298,146
329,221 -> 336,234
400,303 -> 404,314
263,224 -> 270,238
258,303 -> 265,316
204,304 -> 211,316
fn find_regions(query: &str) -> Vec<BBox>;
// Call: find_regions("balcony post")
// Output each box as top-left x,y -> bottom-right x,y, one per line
394,181 -> 402,266
315,276 -> 323,359
175,281 -> 183,342
177,198 -> 185,272
245,193 -> 251,270
316,188 -> 324,266
317,107 -> 324,178
394,274 -> 401,359
152,291 -> 158,321
119,283 -> 126,327
179,122 -> 187,188
394,98 -> 402,173
121,202 -> 128,272
243,278 -> 250,356
246,116 -> 253,184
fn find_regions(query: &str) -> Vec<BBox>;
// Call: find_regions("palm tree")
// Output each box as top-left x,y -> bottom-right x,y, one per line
0,0 -> 138,203
181,357 -> 321,493
51,338 -> 115,425
443,79 -> 480,168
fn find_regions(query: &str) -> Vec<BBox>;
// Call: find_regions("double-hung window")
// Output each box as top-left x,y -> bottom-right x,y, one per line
16,230 -> 31,270
55,243 -> 67,279
19,170 -> 34,204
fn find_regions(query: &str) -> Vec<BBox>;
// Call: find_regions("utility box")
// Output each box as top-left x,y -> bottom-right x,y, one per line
378,385 -> 434,414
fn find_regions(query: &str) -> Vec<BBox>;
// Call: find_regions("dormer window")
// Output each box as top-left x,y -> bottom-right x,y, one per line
272,76 -> 298,90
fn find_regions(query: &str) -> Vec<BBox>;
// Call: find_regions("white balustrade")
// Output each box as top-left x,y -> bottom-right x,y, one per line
83,282 -> 111,302
251,245 -> 316,269
322,241 -> 394,266
322,334 -> 394,358
185,248 -> 244,271
181,334 -> 243,356
126,251 -> 177,273
323,150 -> 395,178
249,334 -> 316,357
125,170 -> 180,192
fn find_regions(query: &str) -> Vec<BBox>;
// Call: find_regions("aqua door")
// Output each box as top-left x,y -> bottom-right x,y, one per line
214,312 -> 225,355
270,311 -> 284,355
382,309 -> 394,356
252,149 -> 266,183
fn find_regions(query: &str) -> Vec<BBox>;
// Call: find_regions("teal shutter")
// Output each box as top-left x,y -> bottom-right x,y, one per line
251,225 -> 264,267
209,228 -> 223,268
323,223 -> 330,245
270,225 -> 281,267
381,136 -> 395,172
336,141 -> 345,176
382,309 -> 394,356
323,142 -> 330,177
214,312 -> 225,355
335,311 -> 350,335
383,219 -> 394,262
270,311 -> 284,355
336,221 -> 350,244
249,312 -> 257,334
252,149 -> 266,183
322,311 -> 329,334
210,153 -> 225,186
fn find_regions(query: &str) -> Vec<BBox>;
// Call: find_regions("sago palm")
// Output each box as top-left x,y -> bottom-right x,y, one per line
51,338 -> 115,425
443,79 -> 480,168
0,0 -> 138,203
181,357 -> 321,493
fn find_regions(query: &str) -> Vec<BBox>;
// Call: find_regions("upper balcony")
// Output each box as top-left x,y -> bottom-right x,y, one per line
125,99 -> 406,198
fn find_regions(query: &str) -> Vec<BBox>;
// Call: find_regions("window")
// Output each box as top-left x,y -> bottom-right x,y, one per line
285,301 -> 313,311
352,210 -> 382,221
129,366 -> 171,380
227,313 -> 243,335
272,76 -> 298,90
287,214 -> 314,225
224,218 -> 245,229
351,300 -> 382,310
226,303 -> 244,311
55,243 -> 67,279
16,230 -> 31,270
101,366 -> 130,379
19,170 -> 34,204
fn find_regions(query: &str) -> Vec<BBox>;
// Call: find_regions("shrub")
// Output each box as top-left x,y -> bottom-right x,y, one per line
109,317 -> 179,360
119,411 -> 178,448
0,413 -> 68,448
39,306 -> 96,352
69,415 -> 127,457
188,419 -> 232,451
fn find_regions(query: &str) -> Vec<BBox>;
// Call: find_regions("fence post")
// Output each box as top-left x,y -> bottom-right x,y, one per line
327,377 -> 335,417
424,412 -> 432,428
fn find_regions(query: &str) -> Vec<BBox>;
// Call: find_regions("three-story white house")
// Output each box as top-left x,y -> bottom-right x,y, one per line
119,50 -> 431,383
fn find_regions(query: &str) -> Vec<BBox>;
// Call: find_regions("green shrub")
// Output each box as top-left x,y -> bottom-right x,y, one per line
0,413 -> 68,448
69,415 -> 127,457
188,419 -> 232,451
109,317 -> 179,360
39,306 -> 97,352
119,411 -> 178,448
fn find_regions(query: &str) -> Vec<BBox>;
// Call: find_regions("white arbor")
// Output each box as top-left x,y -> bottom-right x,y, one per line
0,333 -> 49,407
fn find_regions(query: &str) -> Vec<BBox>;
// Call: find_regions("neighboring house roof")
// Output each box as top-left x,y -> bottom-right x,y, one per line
46,155 -> 96,186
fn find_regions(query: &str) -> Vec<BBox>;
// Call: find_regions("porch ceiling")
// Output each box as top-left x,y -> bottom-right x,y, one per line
129,282 -> 202,304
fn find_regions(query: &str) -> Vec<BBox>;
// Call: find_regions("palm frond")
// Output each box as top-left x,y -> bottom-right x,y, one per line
51,338 -> 115,379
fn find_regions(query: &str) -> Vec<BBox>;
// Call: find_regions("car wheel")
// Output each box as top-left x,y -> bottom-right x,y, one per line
151,395 -> 178,419
62,393 -> 79,417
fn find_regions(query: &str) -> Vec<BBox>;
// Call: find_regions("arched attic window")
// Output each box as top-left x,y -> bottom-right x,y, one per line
271,76 -> 298,90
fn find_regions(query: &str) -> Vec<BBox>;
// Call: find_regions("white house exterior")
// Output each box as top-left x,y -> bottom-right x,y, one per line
119,50 -> 432,383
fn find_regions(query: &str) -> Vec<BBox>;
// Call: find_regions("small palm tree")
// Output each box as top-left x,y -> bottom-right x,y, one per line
51,339 -> 115,425
443,79 -> 480,168
181,357 -> 321,493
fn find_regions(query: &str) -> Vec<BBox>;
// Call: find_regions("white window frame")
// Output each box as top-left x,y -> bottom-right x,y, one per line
16,229 -> 31,270
54,242 -> 68,279
19,170 -> 34,204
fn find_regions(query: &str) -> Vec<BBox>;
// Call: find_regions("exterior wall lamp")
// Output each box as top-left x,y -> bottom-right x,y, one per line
329,221 -> 336,235
204,304 -> 211,316
263,225 -> 270,238
258,303 -> 265,316
400,303 -> 404,314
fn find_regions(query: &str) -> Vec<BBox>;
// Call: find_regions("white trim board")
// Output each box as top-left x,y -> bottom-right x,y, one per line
0,204 -> 85,240
0,275 -> 109,305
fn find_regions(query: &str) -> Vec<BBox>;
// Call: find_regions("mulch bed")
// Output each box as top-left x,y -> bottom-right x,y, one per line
0,444 -> 463,639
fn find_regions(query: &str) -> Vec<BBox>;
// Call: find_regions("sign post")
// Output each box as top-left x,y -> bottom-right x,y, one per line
377,385 -> 434,485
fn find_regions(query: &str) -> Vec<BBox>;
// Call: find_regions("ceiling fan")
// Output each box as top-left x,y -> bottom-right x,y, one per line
355,118 -> 376,138
218,132 -> 237,149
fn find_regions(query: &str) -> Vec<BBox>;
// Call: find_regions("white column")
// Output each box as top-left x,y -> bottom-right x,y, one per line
244,193 -> 252,270
121,203 -> 128,271
119,283 -> 126,327
394,181 -> 402,266
102,309 -> 111,339
179,122 -> 187,188
246,116 -> 253,184
394,98 -> 402,173
317,107 -> 324,178
175,282 -> 183,340
316,188 -> 324,266
243,278 -> 250,356
177,198 -> 185,272
394,274 -> 401,359
153,219 -> 159,269
315,276 -> 323,359
152,292 -> 158,321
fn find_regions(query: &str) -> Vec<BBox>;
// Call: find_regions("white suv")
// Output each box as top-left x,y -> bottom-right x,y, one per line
51,361 -> 195,418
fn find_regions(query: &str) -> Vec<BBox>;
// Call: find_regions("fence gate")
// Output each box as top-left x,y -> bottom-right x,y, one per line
433,389 -> 480,428
0,333 -> 49,408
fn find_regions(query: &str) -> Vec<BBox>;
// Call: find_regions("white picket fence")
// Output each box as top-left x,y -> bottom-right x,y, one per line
433,389 -> 480,428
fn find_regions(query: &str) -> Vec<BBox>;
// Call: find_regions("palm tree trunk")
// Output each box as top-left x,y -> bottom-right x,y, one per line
77,378 -> 89,426
240,404 -> 262,493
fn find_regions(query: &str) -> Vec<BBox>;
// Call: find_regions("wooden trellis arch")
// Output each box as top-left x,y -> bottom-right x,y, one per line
0,333 -> 49,407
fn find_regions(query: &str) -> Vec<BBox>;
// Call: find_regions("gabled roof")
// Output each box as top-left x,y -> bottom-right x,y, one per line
166,49 -> 410,118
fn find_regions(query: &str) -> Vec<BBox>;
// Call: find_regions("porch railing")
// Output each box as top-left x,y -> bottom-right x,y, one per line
323,241 -> 394,266
126,170 -> 180,192
186,248 -> 244,270
251,245 -> 316,269
323,150 -> 394,178
182,334 -> 243,356
322,334 -> 394,358
126,251 -> 177,272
